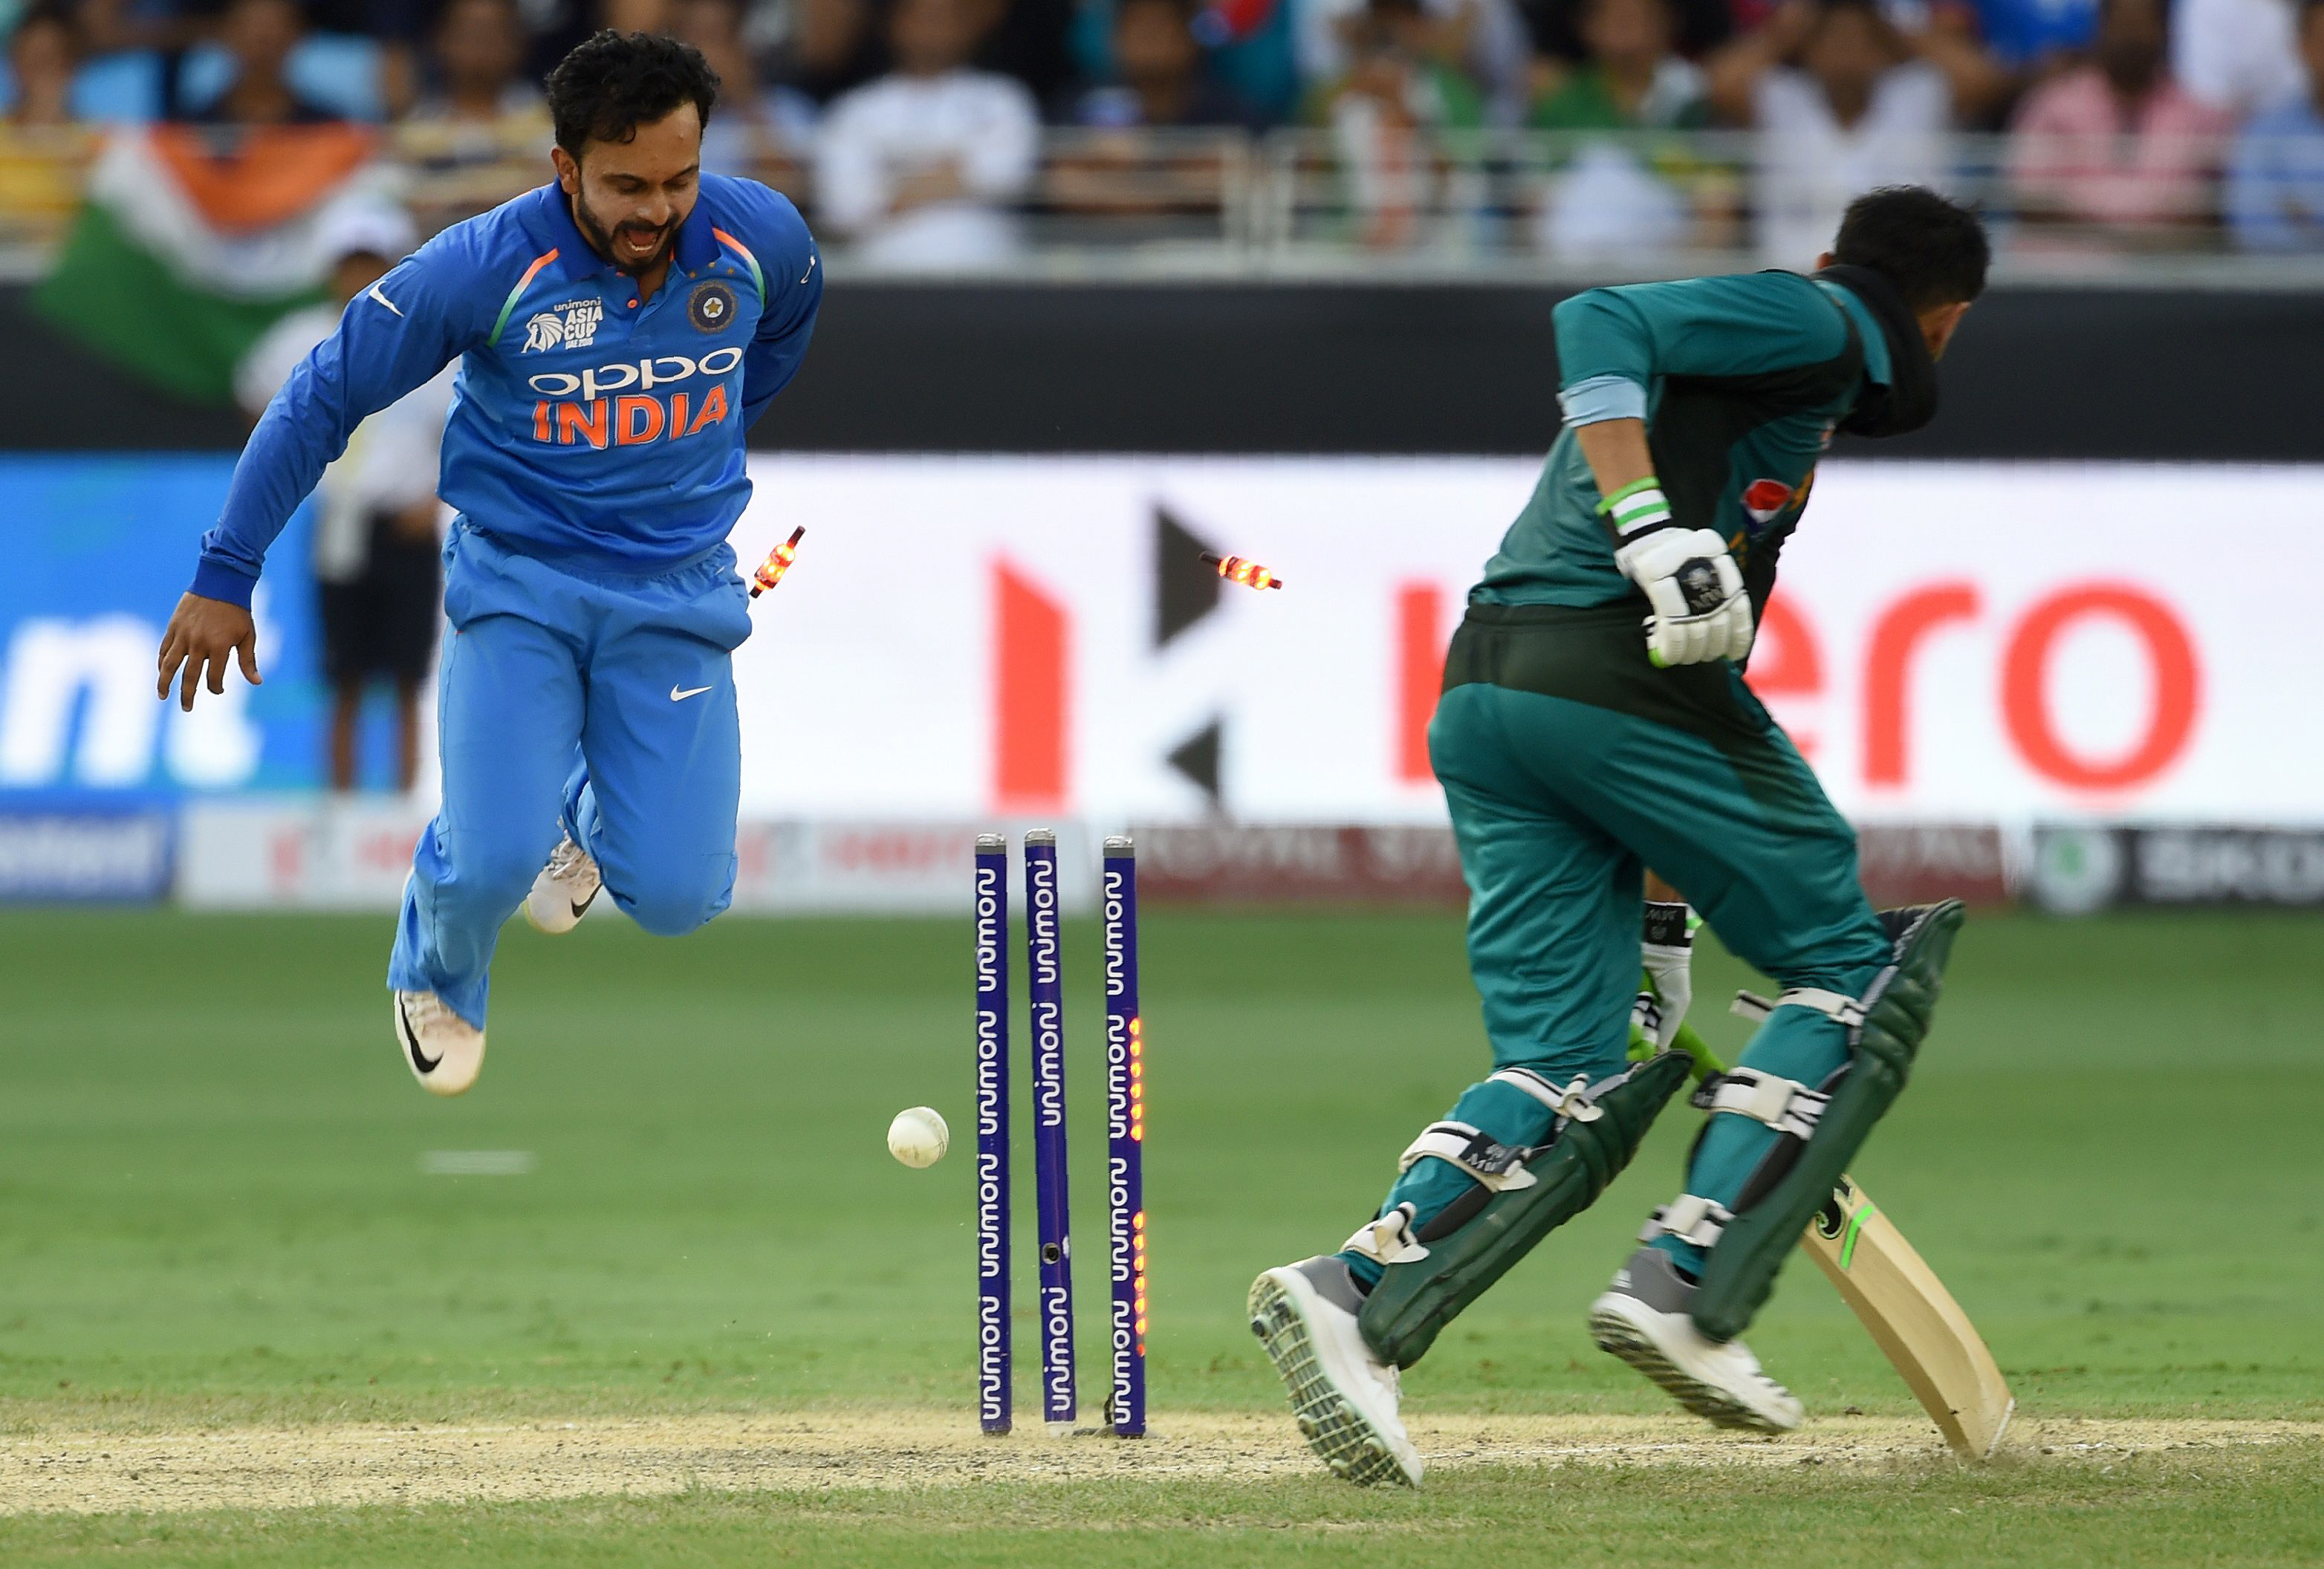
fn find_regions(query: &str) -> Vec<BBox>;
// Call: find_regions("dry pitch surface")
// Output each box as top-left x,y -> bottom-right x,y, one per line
3,1413 -> 2316,1516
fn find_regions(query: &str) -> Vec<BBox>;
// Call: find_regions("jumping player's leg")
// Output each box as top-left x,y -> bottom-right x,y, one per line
568,553 -> 750,937
389,611 -> 581,1027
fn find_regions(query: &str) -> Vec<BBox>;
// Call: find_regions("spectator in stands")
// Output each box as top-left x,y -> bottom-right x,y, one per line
409,0 -> 547,129
973,0 -> 1078,105
2009,0 -> 2231,239
401,0 -> 550,230
814,0 -> 1040,267
1518,0 -> 1732,73
603,0 -> 676,33
2174,0 -> 2305,117
1531,0 -> 1707,129
1316,0 -> 1488,247
0,5 -> 88,241
1305,0 -> 1531,123
1960,0 -> 2097,82
1071,0 -> 1257,126
79,0 -> 197,59
2226,0 -> 2324,247
179,0 -> 345,123
776,0 -> 891,104
5,4 -> 79,128
1528,0 -> 1716,256
1050,0 -> 1252,225
235,205 -> 452,794
675,0 -> 817,185
1709,0 -> 1970,264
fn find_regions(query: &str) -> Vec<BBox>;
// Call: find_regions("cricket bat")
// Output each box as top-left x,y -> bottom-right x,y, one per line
1800,1174 -> 2015,1458
1670,1021 -> 2015,1459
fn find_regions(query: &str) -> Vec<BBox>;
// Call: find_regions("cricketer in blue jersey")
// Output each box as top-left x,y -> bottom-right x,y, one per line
157,32 -> 822,1096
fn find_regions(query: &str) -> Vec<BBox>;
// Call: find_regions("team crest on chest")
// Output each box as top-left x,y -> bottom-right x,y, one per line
522,297 -> 604,353
688,280 -> 739,334
1742,473 -> 1814,530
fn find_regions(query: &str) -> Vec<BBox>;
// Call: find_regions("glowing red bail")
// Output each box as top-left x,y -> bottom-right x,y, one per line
750,526 -> 807,598
1198,550 -> 1285,591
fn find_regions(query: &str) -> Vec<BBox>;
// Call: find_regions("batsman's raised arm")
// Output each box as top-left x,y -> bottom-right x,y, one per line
157,233 -> 486,710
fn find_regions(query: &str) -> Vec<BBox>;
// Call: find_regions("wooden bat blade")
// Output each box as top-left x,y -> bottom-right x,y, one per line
1801,1177 -> 2015,1459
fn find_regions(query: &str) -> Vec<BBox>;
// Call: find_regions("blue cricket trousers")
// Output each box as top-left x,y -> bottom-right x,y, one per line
388,520 -> 751,1027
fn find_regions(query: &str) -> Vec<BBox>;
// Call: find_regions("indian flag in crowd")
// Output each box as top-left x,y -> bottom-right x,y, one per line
34,126 -> 403,406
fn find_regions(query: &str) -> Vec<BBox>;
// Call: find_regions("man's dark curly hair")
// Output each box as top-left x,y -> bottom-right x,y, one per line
1831,186 -> 1990,313
545,30 -> 720,157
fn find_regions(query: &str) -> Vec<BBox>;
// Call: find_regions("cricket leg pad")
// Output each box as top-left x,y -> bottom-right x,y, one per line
1690,900 -> 1967,1342
1357,1049 -> 1693,1370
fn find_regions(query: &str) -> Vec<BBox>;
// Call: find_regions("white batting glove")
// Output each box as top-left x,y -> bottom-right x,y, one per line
1617,528 -> 1753,667
1631,901 -> 1694,1052
1599,480 -> 1753,668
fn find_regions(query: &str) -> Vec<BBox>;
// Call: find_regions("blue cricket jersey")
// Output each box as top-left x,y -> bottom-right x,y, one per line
191,175 -> 822,608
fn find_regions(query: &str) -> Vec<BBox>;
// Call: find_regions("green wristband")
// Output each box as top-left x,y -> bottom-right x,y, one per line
1596,475 -> 1664,515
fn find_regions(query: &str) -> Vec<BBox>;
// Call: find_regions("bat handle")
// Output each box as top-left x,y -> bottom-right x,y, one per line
1672,1019 -> 1726,1082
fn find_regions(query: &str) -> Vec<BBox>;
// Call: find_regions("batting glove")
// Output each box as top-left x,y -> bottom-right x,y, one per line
1600,480 -> 1753,668
1631,900 -> 1695,1053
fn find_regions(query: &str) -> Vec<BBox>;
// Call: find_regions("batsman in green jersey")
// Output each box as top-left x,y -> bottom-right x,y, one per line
1251,187 -> 1990,1487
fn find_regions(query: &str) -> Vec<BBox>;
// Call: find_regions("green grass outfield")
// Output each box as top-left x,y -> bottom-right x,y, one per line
0,905 -> 2317,1563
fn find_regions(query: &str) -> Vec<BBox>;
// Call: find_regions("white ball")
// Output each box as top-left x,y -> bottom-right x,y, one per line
886,1106 -> 950,1169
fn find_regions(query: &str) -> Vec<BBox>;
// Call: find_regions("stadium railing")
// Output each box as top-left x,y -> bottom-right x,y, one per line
4,123 -> 2321,284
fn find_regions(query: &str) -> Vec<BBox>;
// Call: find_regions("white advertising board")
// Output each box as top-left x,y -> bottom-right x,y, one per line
730,457 -> 2314,827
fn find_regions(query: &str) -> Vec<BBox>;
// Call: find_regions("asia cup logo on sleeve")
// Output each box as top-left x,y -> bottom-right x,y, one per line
688,282 -> 738,334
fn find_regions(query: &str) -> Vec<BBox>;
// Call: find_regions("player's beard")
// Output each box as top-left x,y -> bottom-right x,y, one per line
572,187 -> 681,277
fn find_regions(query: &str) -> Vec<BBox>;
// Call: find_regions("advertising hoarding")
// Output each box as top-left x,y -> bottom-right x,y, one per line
5,455 -> 2312,831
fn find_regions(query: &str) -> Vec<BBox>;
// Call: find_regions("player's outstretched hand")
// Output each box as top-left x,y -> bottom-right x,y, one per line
1614,528 -> 1753,667
156,592 -> 261,712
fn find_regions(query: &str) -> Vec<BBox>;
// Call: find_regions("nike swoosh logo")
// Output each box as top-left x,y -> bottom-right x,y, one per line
399,996 -> 441,1073
670,684 -> 713,701
801,253 -> 818,284
366,283 -> 404,318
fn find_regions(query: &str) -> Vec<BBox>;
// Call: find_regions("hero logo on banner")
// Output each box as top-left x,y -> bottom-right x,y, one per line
724,457 -> 2319,826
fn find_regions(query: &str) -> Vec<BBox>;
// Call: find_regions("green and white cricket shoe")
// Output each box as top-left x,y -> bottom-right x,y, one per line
1588,1246 -> 1803,1433
1249,1257 -> 1424,1487
394,990 -> 485,1097
523,835 -> 602,935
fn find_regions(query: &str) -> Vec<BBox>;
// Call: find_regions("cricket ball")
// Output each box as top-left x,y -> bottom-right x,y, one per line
886,1106 -> 950,1169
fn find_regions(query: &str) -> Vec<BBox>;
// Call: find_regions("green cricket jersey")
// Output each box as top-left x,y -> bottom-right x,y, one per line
1476,268 -> 1915,614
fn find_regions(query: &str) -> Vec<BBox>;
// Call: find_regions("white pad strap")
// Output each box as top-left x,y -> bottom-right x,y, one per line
1489,1067 -> 1606,1125
1694,1068 -> 1827,1139
1342,1202 -> 1429,1265
1398,1122 -> 1539,1192
1732,987 -> 1866,1031
1640,1194 -> 1734,1248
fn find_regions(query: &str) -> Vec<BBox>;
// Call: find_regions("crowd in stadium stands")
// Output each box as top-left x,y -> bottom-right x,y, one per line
3,0 -> 2323,257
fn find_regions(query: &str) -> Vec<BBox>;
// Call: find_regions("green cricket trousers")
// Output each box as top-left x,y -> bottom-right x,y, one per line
1344,601 -> 1892,1280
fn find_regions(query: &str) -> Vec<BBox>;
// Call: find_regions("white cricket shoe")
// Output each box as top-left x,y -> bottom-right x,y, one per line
1588,1246 -> 1804,1433
1249,1257 -> 1424,1487
392,995 -> 483,1092
524,835 -> 601,935
394,990 -> 486,1097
